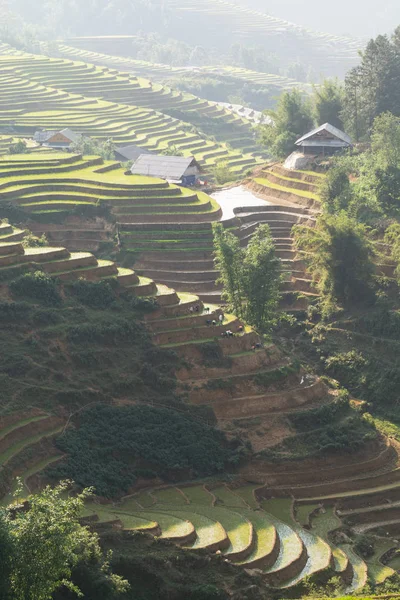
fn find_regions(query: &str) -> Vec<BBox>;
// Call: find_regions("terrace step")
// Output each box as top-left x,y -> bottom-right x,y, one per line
124,276 -> 157,297
0,416 -> 64,471
0,242 -> 24,256
195,380 -> 327,420
236,511 -> 279,569
146,293 -> 203,319
153,316 -> 241,346
279,528 -> 332,588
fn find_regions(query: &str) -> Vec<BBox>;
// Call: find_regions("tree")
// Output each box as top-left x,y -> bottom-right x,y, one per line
211,161 -> 235,185
342,32 -> 400,140
339,113 -> 400,219
70,136 -> 115,160
374,166 -> 400,215
371,112 -> 400,167
212,223 -> 281,331
8,139 -> 28,155
294,212 -> 376,312
320,164 -> 353,214
260,89 -> 314,158
385,223 -> 400,281
313,79 -> 344,129
2,481 -> 128,600
242,224 -> 281,330
161,144 -> 184,157
212,223 -> 244,315
341,66 -> 363,142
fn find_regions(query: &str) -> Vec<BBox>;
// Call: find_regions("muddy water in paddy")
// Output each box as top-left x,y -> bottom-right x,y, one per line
211,185 -> 271,220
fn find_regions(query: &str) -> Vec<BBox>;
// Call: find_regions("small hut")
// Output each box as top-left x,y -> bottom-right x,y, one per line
131,155 -> 201,185
295,123 -> 352,156
33,128 -> 80,149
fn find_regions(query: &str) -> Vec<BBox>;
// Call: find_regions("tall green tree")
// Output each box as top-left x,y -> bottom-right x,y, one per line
342,31 -> 400,140
212,223 -> 244,315
371,112 -> 400,167
320,164 -> 353,214
242,224 -> 281,330
384,223 -> 400,281
3,481 -> 128,600
294,212 -> 376,312
213,223 -> 281,331
313,78 -> 344,129
260,89 -> 314,158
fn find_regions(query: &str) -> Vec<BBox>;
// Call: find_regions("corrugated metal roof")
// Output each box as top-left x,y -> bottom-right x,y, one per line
33,130 -> 56,142
116,145 -> 151,161
59,128 -> 80,143
296,123 -> 352,146
131,154 -> 200,179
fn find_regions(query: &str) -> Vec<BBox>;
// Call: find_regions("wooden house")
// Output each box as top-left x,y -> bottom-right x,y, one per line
295,123 -> 352,156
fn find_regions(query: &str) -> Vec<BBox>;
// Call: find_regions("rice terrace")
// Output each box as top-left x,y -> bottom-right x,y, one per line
1,1 -> 400,599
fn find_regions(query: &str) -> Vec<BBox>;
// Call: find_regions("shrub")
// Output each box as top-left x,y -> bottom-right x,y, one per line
22,232 -> 48,248
69,278 -> 117,309
253,362 -> 300,388
290,395 -> 349,431
211,161 -> 235,184
204,378 -> 235,390
66,316 -> 147,345
198,343 -> 232,368
354,534 -> 375,559
9,271 -> 61,306
8,139 -> 28,154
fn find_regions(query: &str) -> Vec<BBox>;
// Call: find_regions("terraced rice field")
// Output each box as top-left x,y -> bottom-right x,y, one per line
42,44 -> 269,160
53,43 -> 310,113
57,41 -> 310,91
165,0 -> 360,77
64,0 -> 360,78
0,47 -> 265,174
1,217 -> 400,591
74,482 -> 390,589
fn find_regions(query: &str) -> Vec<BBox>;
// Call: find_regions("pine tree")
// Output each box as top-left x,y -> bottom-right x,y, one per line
313,79 -> 344,129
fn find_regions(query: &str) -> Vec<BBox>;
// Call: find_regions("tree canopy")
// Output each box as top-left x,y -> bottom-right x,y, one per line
313,78 -> 344,130
1,482 -> 128,600
342,28 -> 400,141
294,212 -> 376,313
260,89 -> 314,158
213,223 -> 281,330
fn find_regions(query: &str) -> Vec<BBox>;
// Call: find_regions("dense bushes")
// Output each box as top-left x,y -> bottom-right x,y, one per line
49,404 -> 235,497
66,316 -> 148,345
9,271 -> 61,305
68,278 -> 118,309
294,212 -> 377,313
266,415 -> 376,459
290,393 -> 349,431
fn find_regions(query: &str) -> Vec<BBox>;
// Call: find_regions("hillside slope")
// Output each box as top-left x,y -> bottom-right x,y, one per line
0,48 -> 264,175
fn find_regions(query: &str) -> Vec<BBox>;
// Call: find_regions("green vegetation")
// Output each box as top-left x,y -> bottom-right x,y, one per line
49,404 -> 238,497
0,51 -> 263,176
313,78 -> 345,130
343,28 -> 400,141
260,89 -> 314,158
70,136 -> 116,160
294,212 -> 376,313
213,223 -> 281,331
211,161 -> 235,185
10,271 -> 62,306
1,482 -> 128,600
